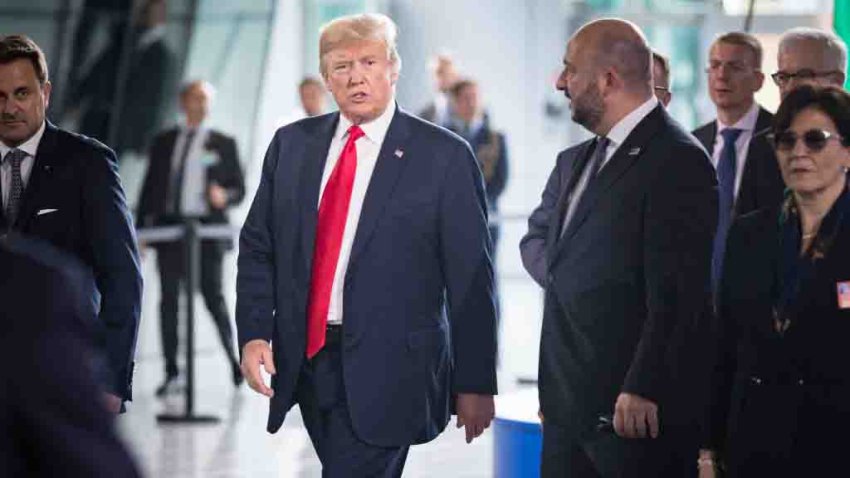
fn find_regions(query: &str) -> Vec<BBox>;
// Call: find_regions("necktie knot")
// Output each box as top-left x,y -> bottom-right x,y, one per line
721,127 -> 742,144
3,148 -> 25,166
347,125 -> 365,143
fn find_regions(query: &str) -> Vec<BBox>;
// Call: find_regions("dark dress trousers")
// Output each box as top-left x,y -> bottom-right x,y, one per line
237,106 -> 497,475
709,189 -> 850,476
137,127 -> 246,378
0,122 -> 142,402
0,238 -> 140,477
521,105 -> 718,476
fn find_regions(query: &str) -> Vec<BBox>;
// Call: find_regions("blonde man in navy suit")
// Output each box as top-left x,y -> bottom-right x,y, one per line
237,13 -> 497,476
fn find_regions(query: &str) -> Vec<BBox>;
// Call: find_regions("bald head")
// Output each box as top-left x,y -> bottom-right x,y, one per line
572,19 -> 653,95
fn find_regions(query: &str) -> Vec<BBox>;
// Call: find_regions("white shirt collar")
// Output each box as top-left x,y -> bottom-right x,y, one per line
605,96 -> 659,148
716,101 -> 760,134
336,100 -> 396,146
1,121 -> 46,160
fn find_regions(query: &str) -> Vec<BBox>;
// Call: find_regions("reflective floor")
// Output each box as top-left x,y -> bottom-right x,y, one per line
116,251 -> 535,477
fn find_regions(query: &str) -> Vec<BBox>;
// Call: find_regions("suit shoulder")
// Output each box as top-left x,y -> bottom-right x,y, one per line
730,206 -> 779,245
51,126 -> 116,161
692,120 -> 714,137
208,129 -> 236,143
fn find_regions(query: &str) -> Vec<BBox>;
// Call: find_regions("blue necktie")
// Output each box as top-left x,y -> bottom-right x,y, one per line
712,127 -> 743,292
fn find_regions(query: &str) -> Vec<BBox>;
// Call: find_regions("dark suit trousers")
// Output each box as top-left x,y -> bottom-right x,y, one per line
541,421 -> 694,477
296,328 -> 409,477
156,241 -> 237,377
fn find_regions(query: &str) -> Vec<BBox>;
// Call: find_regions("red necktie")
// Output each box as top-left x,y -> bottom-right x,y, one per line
305,125 -> 364,358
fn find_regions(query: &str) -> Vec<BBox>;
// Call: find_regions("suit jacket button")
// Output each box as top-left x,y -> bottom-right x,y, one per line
797,379 -> 805,386
547,274 -> 554,286
750,376 -> 762,385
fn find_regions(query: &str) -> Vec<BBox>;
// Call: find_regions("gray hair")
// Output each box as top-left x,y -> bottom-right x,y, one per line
779,27 -> 848,74
318,13 -> 402,78
652,50 -> 671,89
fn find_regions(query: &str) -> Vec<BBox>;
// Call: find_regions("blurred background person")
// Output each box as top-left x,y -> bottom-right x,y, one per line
0,34 -> 141,414
0,235 -> 141,477
419,52 -> 459,127
448,78 -> 509,253
299,76 -> 327,118
273,76 -> 327,130
137,79 -> 245,397
692,31 -> 785,292
652,50 -> 672,107
774,27 -> 847,100
65,0 -> 175,159
704,85 -> 850,477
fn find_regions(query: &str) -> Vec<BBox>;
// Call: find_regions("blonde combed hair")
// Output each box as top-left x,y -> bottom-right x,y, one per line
318,13 -> 401,78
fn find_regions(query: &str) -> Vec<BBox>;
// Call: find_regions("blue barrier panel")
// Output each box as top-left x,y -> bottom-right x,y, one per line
494,388 -> 542,477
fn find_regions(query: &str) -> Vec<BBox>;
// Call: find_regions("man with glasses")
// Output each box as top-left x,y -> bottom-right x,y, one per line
692,32 -> 784,294
773,27 -> 847,100
652,50 -> 672,107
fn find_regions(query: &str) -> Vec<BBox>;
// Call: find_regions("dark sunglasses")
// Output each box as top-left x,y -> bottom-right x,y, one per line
768,129 -> 845,152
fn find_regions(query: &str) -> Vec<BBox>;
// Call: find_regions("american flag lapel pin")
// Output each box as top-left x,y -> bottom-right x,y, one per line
394,149 -> 404,159
837,281 -> 850,309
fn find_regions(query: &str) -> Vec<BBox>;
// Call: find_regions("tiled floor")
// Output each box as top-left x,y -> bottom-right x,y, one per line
116,249 -> 539,477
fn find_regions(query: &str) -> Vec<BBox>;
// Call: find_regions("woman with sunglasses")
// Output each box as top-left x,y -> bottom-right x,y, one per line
700,85 -> 850,477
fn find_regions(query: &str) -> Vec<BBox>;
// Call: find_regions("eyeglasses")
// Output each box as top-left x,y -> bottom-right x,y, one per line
770,69 -> 843,86
768,129 -> 845,152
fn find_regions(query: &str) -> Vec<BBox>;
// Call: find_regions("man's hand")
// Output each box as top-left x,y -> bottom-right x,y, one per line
456,393 -> 494,443
613,392 -> 659,439
697,449 -> 718,478
101,392 -> 123,414
241,340 -> 275,397
208,183 -> 228,210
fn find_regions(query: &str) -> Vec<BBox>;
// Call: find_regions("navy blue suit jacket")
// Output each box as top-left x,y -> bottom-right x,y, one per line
0,122 -> 142,401
237,106 -> 498,447
0,238 -> 140,477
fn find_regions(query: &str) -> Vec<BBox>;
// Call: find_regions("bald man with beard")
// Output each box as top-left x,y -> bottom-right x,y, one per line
521,19 -> 717,476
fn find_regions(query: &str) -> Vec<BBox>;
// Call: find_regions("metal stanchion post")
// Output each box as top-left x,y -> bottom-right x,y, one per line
157,219 -> 220,424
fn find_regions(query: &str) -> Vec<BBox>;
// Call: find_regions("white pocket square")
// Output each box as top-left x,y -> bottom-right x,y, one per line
36,208 -> 58,216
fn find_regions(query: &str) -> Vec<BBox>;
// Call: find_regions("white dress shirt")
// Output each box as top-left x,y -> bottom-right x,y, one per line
710,102 -> 760,201
561,96 -> 659,235
168,124 -> 211,216
1,121 -> 46,210
319,103 -> 395,324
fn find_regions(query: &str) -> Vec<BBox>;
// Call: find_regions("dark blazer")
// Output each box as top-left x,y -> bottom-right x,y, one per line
0,239 -> 140,477
137,127 -> 245,246
520,105 -> 718,438
0,122 -> 142,400
692,106 -> 785,217
236,106 -> 498,447
709,203 -> 850,476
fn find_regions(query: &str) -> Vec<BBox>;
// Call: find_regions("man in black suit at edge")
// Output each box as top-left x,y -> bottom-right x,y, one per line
692,32 -> 784,293
0,34 -> 142,414
0,235 -> 141,477
137,80 -> 245,396
520,19 -> 717,476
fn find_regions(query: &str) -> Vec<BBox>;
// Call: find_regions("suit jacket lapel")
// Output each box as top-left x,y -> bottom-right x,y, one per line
347,107 -> 411,271
545,141 -> 594,265
559,105 -> 665,244
299,114 -> 338,274
16,122 -> 60,231
735,108 -> 774,215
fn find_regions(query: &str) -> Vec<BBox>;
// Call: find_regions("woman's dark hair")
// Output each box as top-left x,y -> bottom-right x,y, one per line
773,85 -> 850,147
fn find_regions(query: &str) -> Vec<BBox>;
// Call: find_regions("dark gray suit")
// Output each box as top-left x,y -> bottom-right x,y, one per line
691,106 -> 785,218
521,105 -> 718,476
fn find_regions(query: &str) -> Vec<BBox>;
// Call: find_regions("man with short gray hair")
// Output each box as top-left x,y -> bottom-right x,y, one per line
774,27 -> 848,99
237,13 -> 497,475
